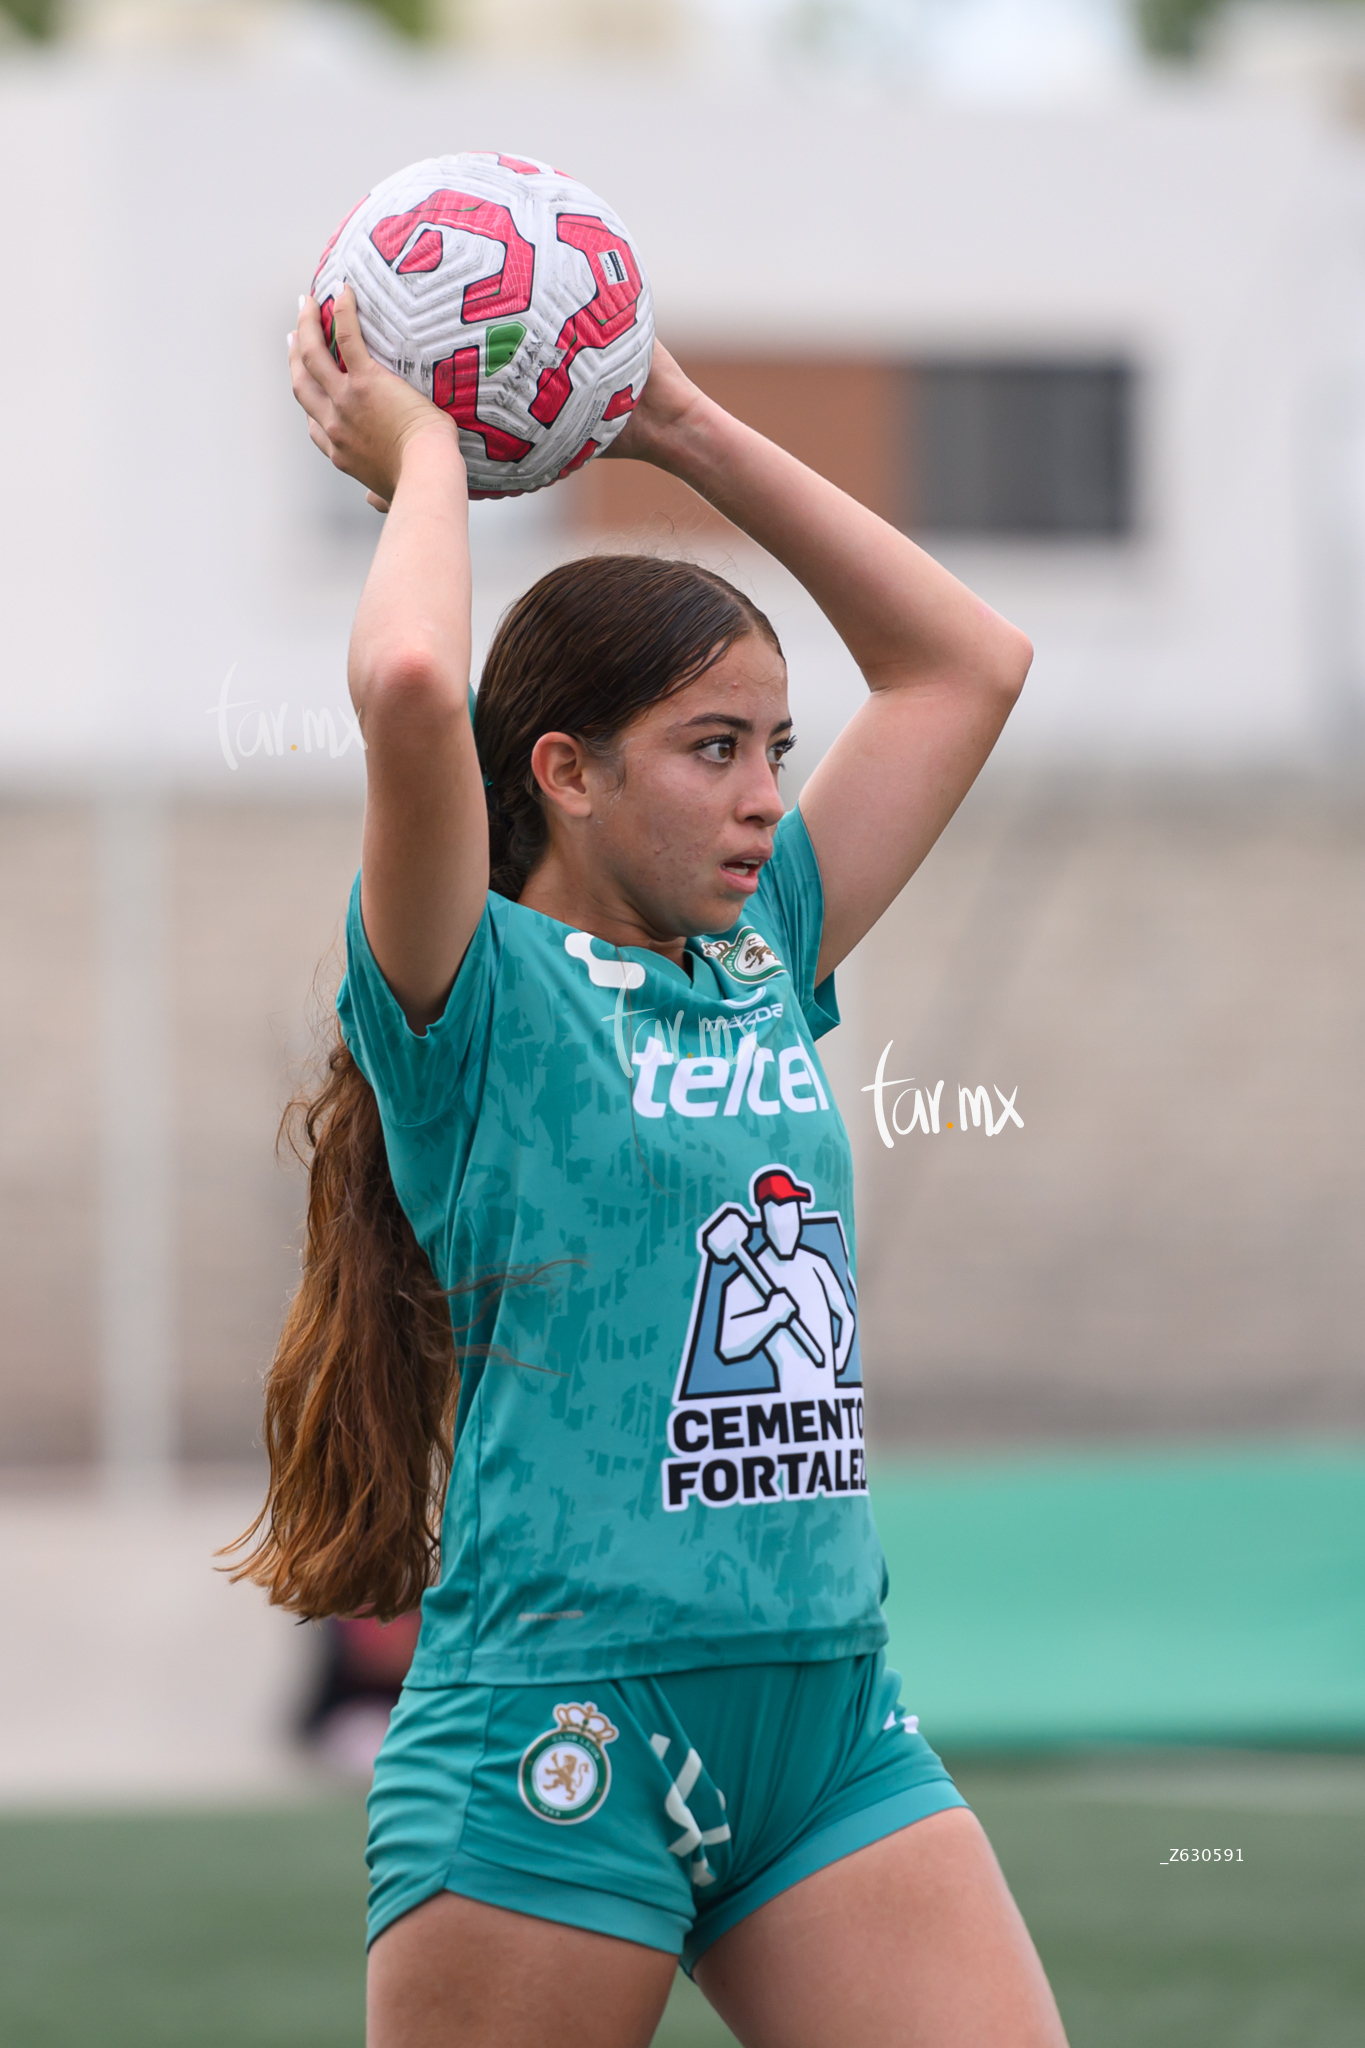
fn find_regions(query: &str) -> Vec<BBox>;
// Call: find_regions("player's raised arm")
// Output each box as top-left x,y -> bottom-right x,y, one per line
289,286 -> 486,1030
607,345 -> 1033,982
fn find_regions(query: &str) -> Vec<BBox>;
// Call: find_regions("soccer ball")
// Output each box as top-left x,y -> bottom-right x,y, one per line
311,153 -> 654,498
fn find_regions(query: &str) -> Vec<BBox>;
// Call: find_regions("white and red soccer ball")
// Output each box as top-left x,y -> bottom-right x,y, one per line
311,153 -> 654,498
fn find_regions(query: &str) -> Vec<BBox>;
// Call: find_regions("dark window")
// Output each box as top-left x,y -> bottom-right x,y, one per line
908,361 -> 1134,537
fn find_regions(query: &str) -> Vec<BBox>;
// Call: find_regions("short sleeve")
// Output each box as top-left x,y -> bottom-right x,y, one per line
753,804 -> 840,1041
336,874 -> 505,1130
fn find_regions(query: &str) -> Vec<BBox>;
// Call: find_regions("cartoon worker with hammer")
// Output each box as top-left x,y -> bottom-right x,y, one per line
707,1170 -> 855,1401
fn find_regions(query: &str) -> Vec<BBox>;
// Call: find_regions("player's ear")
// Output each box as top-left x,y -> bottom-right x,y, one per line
530,732 -> 593,817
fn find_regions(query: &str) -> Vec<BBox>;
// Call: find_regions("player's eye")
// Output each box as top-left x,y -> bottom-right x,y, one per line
696,735 -> 738,762
769,734 -> 796,766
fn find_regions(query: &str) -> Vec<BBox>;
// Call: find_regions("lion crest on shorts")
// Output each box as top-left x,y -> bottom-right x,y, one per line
518,1702 -> 619,1825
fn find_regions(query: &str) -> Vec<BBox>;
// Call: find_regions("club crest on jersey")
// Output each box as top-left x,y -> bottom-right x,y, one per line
518,1702 -> 619,1824
662,1165 -> 865,1512
699,926 -> 784,986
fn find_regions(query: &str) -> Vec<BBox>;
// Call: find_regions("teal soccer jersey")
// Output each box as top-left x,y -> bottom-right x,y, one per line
338,805 -> 889,1685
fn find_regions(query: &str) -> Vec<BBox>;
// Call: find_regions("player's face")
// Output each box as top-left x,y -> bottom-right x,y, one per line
762,1198 -> 802,1257
595,634 -> 793,938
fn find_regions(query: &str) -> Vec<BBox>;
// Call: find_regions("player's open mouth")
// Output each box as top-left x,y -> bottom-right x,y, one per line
719,857 -> 765,892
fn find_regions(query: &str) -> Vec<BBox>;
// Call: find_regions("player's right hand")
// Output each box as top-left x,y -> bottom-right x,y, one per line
768,1290 -> 798,1328
288,285 -> 461,510
599,339 -> 706,471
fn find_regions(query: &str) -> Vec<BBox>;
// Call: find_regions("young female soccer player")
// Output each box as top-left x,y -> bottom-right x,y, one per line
252,284 -> 1066,2047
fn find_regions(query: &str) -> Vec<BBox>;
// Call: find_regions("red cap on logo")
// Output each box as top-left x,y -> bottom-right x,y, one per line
753,1170 -> 812,1207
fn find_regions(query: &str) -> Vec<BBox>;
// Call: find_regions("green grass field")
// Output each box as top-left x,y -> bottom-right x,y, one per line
3,1752 -> 1362,2047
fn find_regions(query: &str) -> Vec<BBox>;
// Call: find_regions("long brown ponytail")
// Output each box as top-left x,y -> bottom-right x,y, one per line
230,555 -> 780,1620
228,1035 -> 459,1620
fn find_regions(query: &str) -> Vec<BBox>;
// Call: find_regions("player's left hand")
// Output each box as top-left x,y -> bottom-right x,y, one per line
598,340 -> 706,468
289,284 -> 459,510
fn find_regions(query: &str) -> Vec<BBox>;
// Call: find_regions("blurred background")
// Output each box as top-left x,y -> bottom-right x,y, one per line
1,0 -> 1363,2042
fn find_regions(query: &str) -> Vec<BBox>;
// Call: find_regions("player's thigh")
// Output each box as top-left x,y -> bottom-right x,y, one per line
693,1807 -> 1067,2048
366,1888 -> 677,2048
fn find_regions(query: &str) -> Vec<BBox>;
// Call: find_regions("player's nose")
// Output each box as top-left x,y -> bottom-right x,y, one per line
735,760 -> 785,827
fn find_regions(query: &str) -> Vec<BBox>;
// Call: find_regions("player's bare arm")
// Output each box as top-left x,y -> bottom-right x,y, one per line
611,342 -> 1034,981
290,286 -> 485,1029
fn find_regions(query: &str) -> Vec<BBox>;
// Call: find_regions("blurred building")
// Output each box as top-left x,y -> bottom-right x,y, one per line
0,37 -> 1363,1476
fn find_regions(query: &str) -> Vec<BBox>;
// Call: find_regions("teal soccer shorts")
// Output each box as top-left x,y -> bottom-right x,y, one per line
366,1651 -> 967,1971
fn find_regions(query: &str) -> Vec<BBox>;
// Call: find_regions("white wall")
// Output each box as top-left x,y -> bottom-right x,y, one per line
1,45 -> 1363,787
0,1479 -> 315,1802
